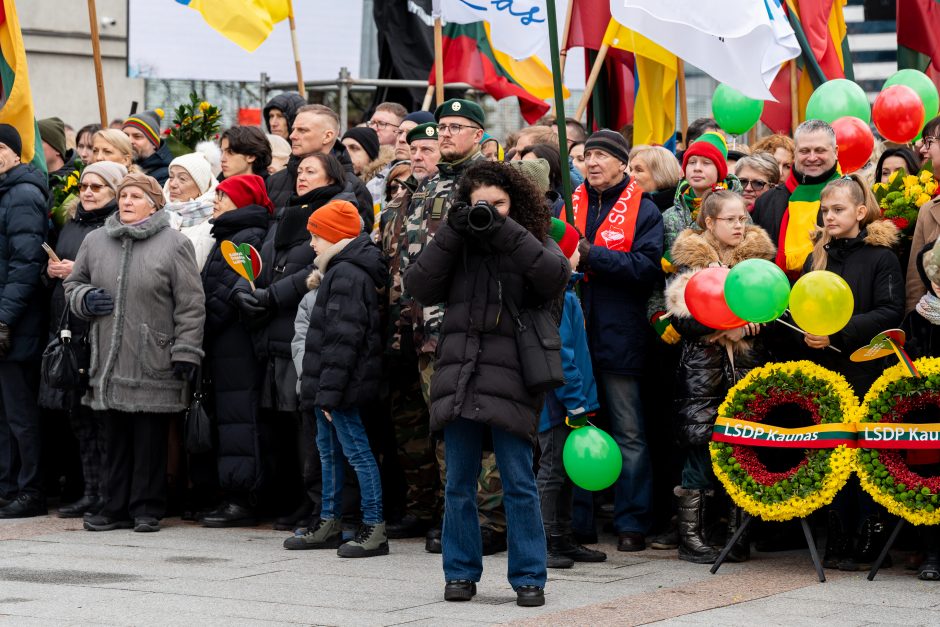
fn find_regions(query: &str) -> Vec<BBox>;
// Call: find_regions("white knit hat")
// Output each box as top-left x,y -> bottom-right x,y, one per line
163,151 -> 217,201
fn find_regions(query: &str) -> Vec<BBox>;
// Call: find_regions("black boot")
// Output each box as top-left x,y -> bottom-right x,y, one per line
823,510 -> 851,569
425,524 -> 442,554
546,535 -> 574,569
58,495 -> 100,518
838,516 -> 892,571
553,533 -> 607,562
725,504 -> 750,563
675,487 -> 719,564
481,526 -> 507,556
273,498 -> 314,531
919,528 -> 940,581
201,502 -> 258,528
387,513 -> 431,539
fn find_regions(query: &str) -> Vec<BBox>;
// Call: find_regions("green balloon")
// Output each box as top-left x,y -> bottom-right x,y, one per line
563,426 -> 622,492
712,84 -> 764,135
885,69 -> 940,122
806,79 -> 871,124
724,258 -> 791,323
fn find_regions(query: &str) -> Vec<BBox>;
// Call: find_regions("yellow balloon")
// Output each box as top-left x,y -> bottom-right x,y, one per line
789,271 -> 854,336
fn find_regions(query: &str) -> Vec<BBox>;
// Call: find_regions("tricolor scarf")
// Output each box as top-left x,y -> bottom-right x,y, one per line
776,165 -> 840,276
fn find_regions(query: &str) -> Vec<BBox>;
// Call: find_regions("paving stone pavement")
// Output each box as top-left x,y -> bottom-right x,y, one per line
0,516 -> 936,626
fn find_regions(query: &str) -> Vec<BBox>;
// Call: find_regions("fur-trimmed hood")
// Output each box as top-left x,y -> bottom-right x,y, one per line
670,224 -> 776,270
809,218 -> 901,249
360,145 -> 395,184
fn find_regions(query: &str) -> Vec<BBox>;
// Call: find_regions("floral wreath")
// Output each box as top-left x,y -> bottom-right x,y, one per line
710,361 -> 859,522
857,358 -> 940,526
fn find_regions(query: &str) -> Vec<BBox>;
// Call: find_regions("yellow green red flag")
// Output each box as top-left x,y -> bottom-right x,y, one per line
0,0 -> 44,172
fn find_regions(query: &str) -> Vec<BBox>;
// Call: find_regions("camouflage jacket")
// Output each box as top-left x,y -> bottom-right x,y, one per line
381,175 -> 418,354
399,150 -> 484,356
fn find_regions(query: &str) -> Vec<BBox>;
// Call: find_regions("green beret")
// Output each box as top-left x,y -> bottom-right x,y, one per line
434,98 -> 485,128
407,122 -> 438,144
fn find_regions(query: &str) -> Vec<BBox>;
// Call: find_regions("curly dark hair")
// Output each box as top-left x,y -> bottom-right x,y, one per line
455,160 -> 551,242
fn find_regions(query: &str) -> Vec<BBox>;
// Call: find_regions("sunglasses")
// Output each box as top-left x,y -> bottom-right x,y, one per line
738,178 -> 768,191
80,183 -> 107,193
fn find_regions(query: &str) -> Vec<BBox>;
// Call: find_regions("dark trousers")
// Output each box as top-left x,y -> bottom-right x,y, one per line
301,410 -> 322,515
537,423 -> 573,537
69,405 -> 104,498
100,411 -> 170,519
0,361 -> 42,498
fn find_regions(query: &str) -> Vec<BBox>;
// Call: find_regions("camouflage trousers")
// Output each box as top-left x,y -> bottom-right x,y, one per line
419,354 -> 506,533
389,356 -> 439,521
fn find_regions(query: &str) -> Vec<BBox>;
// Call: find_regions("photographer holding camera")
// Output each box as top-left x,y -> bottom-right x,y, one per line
404,161 -> 569,607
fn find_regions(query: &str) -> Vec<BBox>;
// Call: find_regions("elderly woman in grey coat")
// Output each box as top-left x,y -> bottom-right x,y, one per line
64,172 -> 205,534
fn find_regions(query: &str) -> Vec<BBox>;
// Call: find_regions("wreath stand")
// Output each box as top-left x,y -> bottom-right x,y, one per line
866,519 -> 906,581
710,515 -> 826,582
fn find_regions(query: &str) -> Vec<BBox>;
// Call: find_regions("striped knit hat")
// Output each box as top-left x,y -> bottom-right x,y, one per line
123,109 -> 164,148
682,131 -> 729,181
549,218 -> 580,258
584,129 -> 629,165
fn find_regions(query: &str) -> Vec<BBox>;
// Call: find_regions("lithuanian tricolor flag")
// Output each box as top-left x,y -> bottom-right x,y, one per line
762,0 -> 853,133
0,0 -> 43,173
429,22 -> 567,124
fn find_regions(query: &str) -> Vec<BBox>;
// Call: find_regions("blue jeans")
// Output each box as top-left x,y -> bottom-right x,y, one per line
315,407 -> 383,525
442,419 -> 546,589
601,372 -> 652,534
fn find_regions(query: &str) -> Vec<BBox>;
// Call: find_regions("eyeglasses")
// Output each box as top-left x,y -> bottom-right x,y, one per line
367,119 -> 397,131
79,183 -> 106,193
738,178 -> 768,191
924,136 -> 940,149
714,216 -> 751,226
438,122 -> 479,136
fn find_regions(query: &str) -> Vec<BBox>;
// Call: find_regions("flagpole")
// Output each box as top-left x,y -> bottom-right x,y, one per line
86,0 -> 108,127
574,40 -> 609,122
789,59 -> 799,133
546,0 -> 574,224
558,0 -> 575,77
421,86 -> 435,111
433,17 -> 445,107
287,0 -> 306,98
677,59 -> 688,147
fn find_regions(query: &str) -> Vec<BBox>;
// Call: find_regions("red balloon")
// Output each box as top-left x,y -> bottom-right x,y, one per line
832,116 -> 874,174
684,267 -> 745,330
873,84 -> 926,143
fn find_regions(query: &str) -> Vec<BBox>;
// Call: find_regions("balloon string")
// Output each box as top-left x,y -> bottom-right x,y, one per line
774,317 -> 842,353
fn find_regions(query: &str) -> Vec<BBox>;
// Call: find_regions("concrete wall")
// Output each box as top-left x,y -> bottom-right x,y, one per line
21,0 -> 144,127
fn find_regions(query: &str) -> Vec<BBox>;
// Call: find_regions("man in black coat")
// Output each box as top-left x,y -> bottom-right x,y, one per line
574,129 -> 664,552
265,104 -> 374,230
263,92 -> 307,140
0,125 -> 50,518
123,110 -> 173,185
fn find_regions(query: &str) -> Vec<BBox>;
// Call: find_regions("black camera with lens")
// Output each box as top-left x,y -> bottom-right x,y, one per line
467,201 -> 498,233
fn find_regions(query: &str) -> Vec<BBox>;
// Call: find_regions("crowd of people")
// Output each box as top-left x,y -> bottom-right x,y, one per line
2,92 -> 940,607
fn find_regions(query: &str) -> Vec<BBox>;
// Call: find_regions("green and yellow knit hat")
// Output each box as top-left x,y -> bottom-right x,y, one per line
123,109 -> 164,148
682,131 -> 728,181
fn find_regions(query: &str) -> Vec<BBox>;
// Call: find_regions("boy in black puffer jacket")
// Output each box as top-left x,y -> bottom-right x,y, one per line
283,199 -> 389,558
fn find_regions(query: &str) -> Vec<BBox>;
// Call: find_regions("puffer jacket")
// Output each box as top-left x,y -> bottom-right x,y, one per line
0,163 -> 49,362
248,182 -> 354,411
665,225 -> 776,446
202,204 -> 270,493
799,220 -> 905,395
405,217 -> 569,442
64,210 -> 205,413
300,234 -> 387,411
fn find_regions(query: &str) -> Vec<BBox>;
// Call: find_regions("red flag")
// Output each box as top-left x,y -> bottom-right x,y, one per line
898,0 -> 940,69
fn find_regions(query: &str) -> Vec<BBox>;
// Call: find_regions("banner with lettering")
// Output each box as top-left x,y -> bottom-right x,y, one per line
432,0 -> 547,60
712,417 -> 857,448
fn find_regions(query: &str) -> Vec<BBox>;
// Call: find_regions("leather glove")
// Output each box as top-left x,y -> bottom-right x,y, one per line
651,311 -> 681,345
172,361 -> 198,384
447,202 -> 471,235
0,322 -> 10,358
233,291 -> 267,319
83,288 -> 114,316
252,287 -> 272,309
471,204 -> 506,239
577,238 -> 592,272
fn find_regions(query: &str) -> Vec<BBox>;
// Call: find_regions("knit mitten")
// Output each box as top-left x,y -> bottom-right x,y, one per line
651,311 -> 681,345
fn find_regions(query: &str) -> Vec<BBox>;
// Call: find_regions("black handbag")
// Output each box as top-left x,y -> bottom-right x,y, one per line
184,367 -> 213,454
40,309 -> 85,390
504,293 -> 565,393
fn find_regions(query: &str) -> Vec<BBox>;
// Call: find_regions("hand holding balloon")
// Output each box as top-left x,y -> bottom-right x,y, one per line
804,333 -> 831,350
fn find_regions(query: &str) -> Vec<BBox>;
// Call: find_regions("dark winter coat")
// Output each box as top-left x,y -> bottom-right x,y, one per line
49,150 -> 81,182
300,234 -> 387,411
47,201 -> 117,331
202,204 -> 270,493
800,221 -> 905,395
902,244 -> 940,360
251,182 -> 354,411
666,226 -> 776,446
64,210 -> 205,413
137,141 -> 174,185
578,176 -> 664,375
265,141 -> 374,229
0,164 -> 49,362
405,218 -> 570,443
263,92 -> 307,135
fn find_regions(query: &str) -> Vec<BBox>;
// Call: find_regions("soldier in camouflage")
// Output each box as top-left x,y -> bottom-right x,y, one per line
381,123 -> 442,538
398,99 -> 506,554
